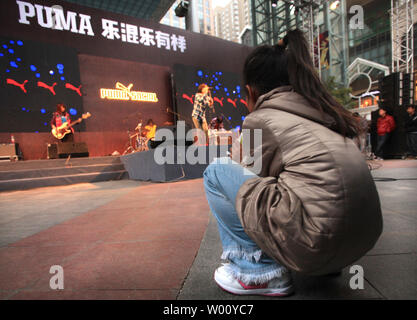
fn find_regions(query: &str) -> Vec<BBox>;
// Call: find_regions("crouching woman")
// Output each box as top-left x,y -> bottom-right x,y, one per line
203,29 -> 382,296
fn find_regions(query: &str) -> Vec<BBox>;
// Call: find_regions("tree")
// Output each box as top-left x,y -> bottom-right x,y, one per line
324,76 -> 357,110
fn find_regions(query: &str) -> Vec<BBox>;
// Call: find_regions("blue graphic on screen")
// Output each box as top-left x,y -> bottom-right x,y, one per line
0,36 -> 83,132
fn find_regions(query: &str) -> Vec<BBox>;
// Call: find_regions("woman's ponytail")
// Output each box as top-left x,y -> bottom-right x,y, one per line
285,30 -> 360,138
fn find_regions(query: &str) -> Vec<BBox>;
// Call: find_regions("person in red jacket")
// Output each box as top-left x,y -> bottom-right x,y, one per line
375,107 -> 396,160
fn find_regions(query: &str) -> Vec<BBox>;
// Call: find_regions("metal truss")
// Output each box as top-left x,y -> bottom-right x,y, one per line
322,0 -> 349,85
250,0 -> 295,46
250,0 -> 349,85
391,0 -> 414,74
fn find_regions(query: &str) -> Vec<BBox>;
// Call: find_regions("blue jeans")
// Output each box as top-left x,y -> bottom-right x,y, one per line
375,134 -> 389,158
203,157 -> 287,284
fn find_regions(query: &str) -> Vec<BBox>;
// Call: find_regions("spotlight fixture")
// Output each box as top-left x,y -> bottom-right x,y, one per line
330,0 -> 340,10
174,0 -> 189,17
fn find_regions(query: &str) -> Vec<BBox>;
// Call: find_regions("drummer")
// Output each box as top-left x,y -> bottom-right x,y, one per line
144,119 -> 157,149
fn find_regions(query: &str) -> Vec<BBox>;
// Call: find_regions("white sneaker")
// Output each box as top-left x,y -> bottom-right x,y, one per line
213,264 -> 294,296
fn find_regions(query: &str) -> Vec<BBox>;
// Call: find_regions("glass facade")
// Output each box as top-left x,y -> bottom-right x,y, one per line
348,0 -> 392,67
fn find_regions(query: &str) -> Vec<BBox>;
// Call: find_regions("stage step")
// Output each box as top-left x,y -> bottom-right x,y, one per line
0,156 -> 129,192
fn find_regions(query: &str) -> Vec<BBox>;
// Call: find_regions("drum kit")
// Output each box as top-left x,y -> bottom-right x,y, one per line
122,121 -> 149,155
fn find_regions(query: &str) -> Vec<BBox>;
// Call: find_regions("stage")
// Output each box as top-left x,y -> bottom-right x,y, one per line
120,145 -> 231,183
0,156 -> 128,192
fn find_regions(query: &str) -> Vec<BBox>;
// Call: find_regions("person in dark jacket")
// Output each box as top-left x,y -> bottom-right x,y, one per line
375,107 -> 396,160
203,30 -> 382,297
404,105 -> 417,158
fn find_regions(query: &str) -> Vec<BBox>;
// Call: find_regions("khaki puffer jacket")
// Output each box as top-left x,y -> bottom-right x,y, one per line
235,86 -> 383,275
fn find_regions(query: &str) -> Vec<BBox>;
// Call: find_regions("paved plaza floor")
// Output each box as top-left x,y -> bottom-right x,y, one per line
0,160 -> 416,300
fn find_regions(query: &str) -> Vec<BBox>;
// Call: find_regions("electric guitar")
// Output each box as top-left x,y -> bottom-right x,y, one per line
51,112 -> 91,140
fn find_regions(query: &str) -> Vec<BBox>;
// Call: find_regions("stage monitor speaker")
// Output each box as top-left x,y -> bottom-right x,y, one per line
47,142 -> 89,158
47,143 -> 58,159
151,125 -> 194,149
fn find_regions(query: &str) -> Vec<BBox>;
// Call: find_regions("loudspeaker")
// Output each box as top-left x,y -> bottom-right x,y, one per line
379,73 -> 400,108
48,142 -> 89,159
47,143 -> 58,159
151,125 -> 194,149
402,73 -> 414,106
57,142 -> 89,158
0,143 -> 19,161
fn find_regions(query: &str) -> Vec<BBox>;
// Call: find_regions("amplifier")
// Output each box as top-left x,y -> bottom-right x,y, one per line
47,142 -> 89,159
0,143 -> 19,161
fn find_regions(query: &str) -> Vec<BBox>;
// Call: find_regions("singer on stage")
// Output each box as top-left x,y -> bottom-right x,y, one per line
192,83 -> 214,143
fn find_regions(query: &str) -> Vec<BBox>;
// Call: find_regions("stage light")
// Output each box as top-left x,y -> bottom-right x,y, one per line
224,88 -> 228,92
228,117 -> 232,120
241,116 -> 245,120
2,44 -> 7,49
57,63 -> 64,70
195,82 -> 199,87
9,40 -> 14,44
44,122 -> 47,126
16,58 -> 21,61
10,61 -> 18,68
17,40 -> 23,46
69,108 -> 77,116
330,1 -> 340,10
49,70 -> 54,75
0,53 -> 3,57
35,73 -> 40,78
22,107 -> 26,111
61,76 -> 65,81
6,69 -> 10,73
30,65 -> 37,71
40,108 -> 46,114
174,0 -> 189,17
8,48 -> 14,54
58,70 -> 64,74
197,70 -> 203,77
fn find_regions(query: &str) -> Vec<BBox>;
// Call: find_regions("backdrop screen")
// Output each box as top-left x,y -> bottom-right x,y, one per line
0,36 -> 83,132
173,64 -> 248,131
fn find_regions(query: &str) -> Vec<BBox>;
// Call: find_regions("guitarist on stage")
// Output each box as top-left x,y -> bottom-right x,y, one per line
51,103 -> 74,142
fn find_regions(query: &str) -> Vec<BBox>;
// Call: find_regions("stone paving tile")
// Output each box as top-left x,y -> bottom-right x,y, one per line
9,289 -> 177,300
0,179 -> 209,300
356,254 -> 417,300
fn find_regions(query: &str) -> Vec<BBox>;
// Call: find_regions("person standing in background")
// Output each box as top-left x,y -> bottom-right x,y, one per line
404,105 -> 417,159
375,107 -> 396,160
